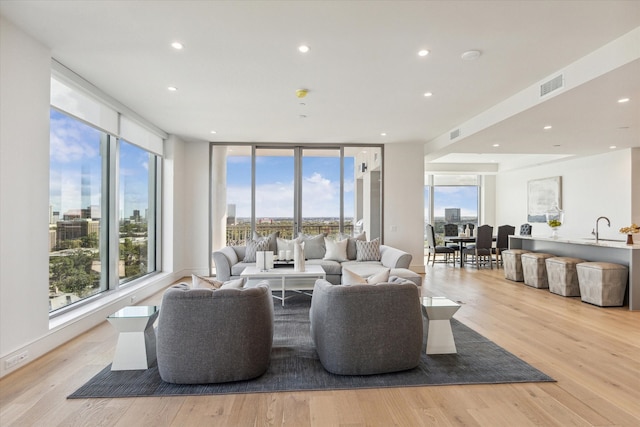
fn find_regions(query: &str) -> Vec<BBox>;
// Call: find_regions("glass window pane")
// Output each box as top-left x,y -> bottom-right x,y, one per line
433,185 -> 479,243
49,109 -> 106,312
118,140 -> 155,283
225,146 -> 252,246
255,148 -> 295,239
301,149 -> 341,238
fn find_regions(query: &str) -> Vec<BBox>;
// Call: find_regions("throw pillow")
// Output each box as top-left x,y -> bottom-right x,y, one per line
252,231 -> 279,253
342,267 -> 390,285
366,268 -> 390,284
276,237 -> 297,254
323,237 -> 348,262
220,277 -> 245,289
341,268 -> 367,285
356,238 -> 381,262
339,231 -> 367,260
192,274 -> 223,289
298,233 -> 327,259
243,239 -> 270,263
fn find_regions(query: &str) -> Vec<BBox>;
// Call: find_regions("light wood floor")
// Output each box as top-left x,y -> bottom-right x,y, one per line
1,264 -> 639,426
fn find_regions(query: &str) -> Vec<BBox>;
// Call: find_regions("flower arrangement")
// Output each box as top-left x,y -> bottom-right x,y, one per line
619,223 -> 640,234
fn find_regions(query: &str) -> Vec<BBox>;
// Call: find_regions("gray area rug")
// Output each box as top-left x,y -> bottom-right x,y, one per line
68,293 -> 554,398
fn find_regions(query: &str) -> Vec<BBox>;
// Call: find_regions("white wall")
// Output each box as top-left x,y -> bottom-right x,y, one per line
0,15 -> 51,359
181,141 -> 212,275
384,142 -> 426,273
0,17 -> 182,378
496,149 -> 634,240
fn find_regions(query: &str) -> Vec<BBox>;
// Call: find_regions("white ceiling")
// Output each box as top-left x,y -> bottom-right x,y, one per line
1,1 -> 639,170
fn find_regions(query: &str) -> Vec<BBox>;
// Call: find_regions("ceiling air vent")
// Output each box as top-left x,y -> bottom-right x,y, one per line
450,129 -> 460,140
540,74 -> 564,98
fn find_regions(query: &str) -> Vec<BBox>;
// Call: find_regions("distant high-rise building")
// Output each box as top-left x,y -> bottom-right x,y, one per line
445,208 -> 461,223
81,164 -> 91,218
132,209 -> 141,222
227,204 -> 236,225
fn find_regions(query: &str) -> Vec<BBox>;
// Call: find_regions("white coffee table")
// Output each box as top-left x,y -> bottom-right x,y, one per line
241,265 -> 326,306
107,305 -> 159,370
421,296 -> 461,354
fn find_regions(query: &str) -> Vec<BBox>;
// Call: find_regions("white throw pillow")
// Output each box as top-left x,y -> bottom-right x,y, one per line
342,268 -> 390,285
277,237 -> 296,253
323,237 -> 348,262
220,277 -> 245,289
192,274 -> 223,289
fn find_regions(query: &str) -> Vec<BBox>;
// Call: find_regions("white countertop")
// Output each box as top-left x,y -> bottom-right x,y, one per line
511,235 -> 640,250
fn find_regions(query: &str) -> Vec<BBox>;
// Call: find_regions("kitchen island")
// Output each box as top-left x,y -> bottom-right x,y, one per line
509,235 -> 640,311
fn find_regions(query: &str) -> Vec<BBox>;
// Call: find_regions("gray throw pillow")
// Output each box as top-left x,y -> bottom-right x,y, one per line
252,231 -> 279,253
340,232 -> 366,260
356,238 -> 381,262
244,239 -> 270,263
298,233 -> 327,259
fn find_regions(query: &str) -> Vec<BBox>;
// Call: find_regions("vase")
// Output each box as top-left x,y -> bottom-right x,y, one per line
627,234 -> 634,245
545,205 -> 564,238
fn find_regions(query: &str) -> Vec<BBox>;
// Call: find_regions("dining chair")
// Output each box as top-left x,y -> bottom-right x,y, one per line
443,223 -> 460,260
520,223 -> 532,236
425,224 -> 455,266
493,225 -> 515,267
462,225 -> 494,269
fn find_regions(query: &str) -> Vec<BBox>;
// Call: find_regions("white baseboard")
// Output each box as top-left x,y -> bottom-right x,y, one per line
0,271 -> 185,379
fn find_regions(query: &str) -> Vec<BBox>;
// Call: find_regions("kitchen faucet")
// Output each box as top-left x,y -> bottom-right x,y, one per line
592,216 -> 610,241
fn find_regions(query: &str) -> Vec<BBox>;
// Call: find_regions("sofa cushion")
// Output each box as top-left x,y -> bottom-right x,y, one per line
243,239 -> 270,263
305,258 -> 343,276
298,233 -> 327,259
231,262 -> 254,277
340,232 -> 367,260
323,237 -> 348,262
356,239 -> 381,262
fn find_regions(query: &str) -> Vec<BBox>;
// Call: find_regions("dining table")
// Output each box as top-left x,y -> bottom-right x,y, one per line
445,236 -> 497,267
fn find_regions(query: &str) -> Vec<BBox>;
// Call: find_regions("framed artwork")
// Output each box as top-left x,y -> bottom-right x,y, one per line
527,176 -> 562,222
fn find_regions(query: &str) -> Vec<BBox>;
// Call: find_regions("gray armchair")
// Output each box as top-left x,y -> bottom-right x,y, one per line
156,282 -> 274,384
309,278 -> 423,375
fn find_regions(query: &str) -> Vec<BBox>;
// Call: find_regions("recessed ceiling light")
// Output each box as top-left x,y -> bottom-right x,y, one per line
171,42 -> 183,50
618,97 -> 630,103
461,50 -> 481,61
609,145 -> 617,149
210,130 -> 217,134
298,45 -> 310,53
492,144 -> 500,147
380,132 -> 387,137
423,92 -> 433,97
543,125 -> 552,130
167,86 -> 177,91
299,114 -> 307,119
418,49 -> 429,57
553,144 -> 561,147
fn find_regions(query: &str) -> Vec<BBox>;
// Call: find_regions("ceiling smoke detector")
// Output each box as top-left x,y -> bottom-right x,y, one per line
461,50 -> 481,61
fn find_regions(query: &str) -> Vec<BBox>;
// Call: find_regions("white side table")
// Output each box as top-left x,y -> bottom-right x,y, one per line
107,305 -> 159,370
421,296 -> 461,354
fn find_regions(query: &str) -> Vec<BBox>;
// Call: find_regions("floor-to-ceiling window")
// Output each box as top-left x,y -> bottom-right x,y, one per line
214,144 -> 381,268
424,174 -> 480,246
49,109 -> 107,311
49,74 -> 162,313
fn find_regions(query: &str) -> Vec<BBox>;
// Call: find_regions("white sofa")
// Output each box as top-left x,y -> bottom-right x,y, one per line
213,241 -> 422,286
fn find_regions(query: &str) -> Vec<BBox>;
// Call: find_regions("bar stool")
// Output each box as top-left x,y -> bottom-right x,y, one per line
521,252 -> 555,288
502,249 -> 531,282
576,262 -> 628,307
545,257 -> 584,296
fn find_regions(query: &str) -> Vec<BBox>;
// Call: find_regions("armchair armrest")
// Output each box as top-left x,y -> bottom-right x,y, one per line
380,245 -> 412,269
212,246 -> 241,281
